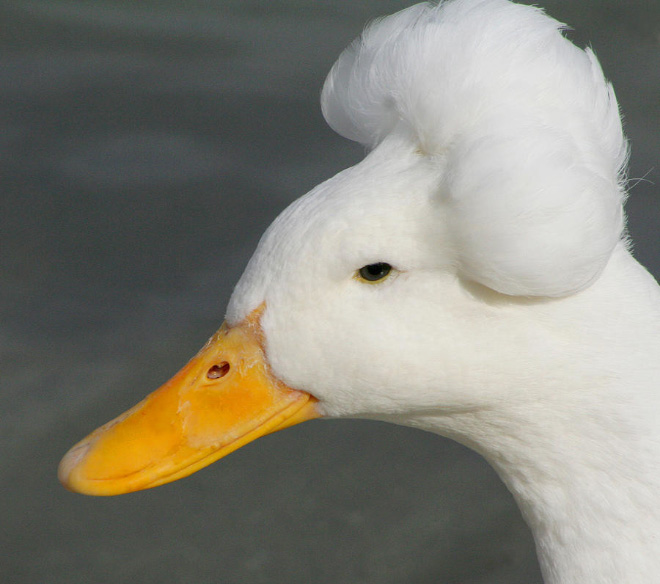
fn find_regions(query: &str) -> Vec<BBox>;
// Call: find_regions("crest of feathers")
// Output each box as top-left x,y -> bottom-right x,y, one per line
321,0 -> 630,297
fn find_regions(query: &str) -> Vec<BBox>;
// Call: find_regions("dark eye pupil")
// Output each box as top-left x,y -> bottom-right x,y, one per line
359,262 -> 392,281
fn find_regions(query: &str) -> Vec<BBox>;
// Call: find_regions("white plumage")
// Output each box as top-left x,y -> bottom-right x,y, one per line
227,2 -> 660,583
60,1 -> 660,583
320,0 -> 628,298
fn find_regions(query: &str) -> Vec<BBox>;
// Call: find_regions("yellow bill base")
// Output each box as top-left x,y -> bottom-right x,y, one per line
58,307 -> 320,496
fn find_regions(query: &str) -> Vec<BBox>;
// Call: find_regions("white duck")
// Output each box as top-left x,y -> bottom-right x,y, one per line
59,1 -> 660,582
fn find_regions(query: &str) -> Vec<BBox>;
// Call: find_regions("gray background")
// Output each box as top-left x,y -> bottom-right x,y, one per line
2,1 -> 658,583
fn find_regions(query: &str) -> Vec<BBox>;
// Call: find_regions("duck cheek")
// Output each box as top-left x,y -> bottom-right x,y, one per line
58,305 -> 320,496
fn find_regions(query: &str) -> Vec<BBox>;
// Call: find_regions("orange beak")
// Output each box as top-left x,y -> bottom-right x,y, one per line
58,306 -> 320,496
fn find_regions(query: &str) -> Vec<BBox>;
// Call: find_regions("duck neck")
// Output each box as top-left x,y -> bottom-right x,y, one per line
466,398 -> 660,584
423,249 -> 660,583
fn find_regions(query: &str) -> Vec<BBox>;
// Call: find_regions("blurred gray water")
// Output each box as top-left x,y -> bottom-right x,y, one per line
2,1 -> 658,583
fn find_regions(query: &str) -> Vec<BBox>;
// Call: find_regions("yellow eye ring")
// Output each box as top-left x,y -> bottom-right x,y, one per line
355,262 -> 393,283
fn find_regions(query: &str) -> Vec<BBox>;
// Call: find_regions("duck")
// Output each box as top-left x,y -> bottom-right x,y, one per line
58,1 -> 660,582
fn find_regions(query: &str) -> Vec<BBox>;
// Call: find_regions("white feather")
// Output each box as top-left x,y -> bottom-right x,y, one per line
226,2 -> 660,583
321,0 -> 628,296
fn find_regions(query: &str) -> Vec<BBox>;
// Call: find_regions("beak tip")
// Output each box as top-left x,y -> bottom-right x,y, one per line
58,440 -> 91,493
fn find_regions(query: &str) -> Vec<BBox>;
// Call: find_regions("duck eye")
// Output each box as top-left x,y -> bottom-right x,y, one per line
357,262 -> 392,282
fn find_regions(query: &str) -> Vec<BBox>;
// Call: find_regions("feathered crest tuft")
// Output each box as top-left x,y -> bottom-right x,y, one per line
321,0 -> 629,296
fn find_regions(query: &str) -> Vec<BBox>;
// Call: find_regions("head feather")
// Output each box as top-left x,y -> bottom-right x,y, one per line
321,0 -> 628,296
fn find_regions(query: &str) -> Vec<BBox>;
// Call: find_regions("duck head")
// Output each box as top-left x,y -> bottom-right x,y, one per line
59,0 -> 629,496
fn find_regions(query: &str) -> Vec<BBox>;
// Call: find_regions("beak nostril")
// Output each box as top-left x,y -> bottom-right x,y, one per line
207,362 -> 230,380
